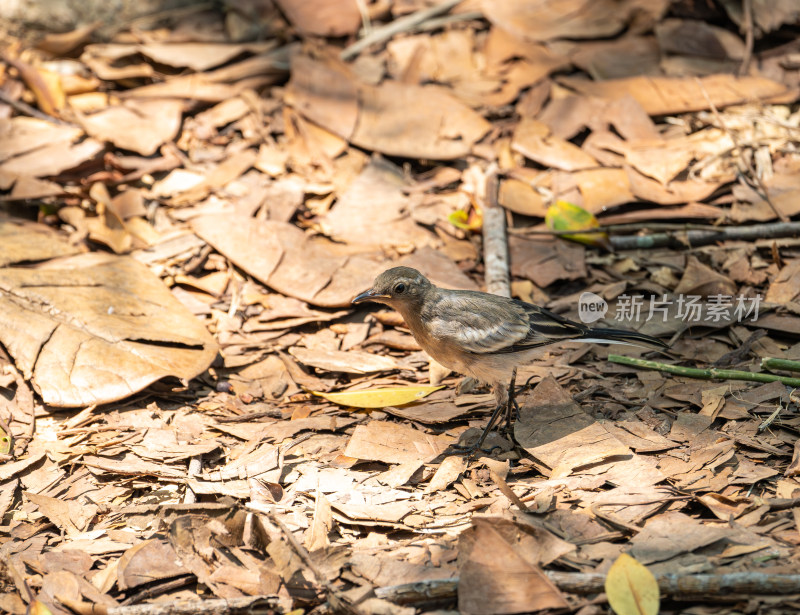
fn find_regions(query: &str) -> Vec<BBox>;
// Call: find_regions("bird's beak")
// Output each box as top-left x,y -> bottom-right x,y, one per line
352,288 -> 390,304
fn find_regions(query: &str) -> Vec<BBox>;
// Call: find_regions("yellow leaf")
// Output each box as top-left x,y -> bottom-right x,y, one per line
28,600 -> 54,615
313,386 -> 443,409
448,208 -> 483,231
605,553 -> 660,615
545,200 -> 611,250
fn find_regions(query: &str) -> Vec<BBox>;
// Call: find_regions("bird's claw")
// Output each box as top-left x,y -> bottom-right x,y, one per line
450,441 -> 502,458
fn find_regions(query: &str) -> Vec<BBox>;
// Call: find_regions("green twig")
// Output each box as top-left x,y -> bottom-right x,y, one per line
609,355 -> 800,387
760,358 -> 800,373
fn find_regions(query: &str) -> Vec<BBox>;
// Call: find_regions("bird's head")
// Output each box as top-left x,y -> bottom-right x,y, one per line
352,266 -> 432,308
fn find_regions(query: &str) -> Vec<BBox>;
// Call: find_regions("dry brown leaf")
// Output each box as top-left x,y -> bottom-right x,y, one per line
0,215 -> 81,267
118,48 -> 287,102
286,55 -> 490,160
765,261 -> 800,304
598,202 -> 724,225
274,0 -> 361,35
574,168 -> 635,212
603,419 -> 678,453
169,149 -> 258,205
290,347 -> 400,375
0,451 -> 47,482
674,256 -> 737,297
86,209 -> 132,254
512,118 -> 598,171
485,0 -> 668,42
254,416 -> 358,444
458,518 -> 569,614
0,137 -> 104,178
426,455 -> 467,493
515,376 -> 632,477
117,539 -> 187,590
2,54 -> 64,117
387,30 -> 477,86
7,175 -> 68,199
354,81 -> 490,160
0,117 -> 83,161
120,76 -> 258,102
656,18 -> 745,60
193,214 -> 473,307
785,440 -> 800,477
319,157 -> 438,248
284,54 -> 359,142
498,178 -> 548,217
625,165 -> 724,205
559,73 -> 795,115
329,499 -> 415,525
25,492 -> 98,537
40,569 -> 117,613
0,253 -> 218,407
697,493 -> 754,520
629,511 -> 729,564
383,399 -> 473,424
306,493 -> 333,551
36,20 -> 102,55
350,551 -> 455,586
137,42 -> 276,70
344,421 -> 454,464
79,99 -> 183,156
624,129 -> 733,184
509,236 -> 586,288
570,35 -> 661,80
192,213 -> 380,308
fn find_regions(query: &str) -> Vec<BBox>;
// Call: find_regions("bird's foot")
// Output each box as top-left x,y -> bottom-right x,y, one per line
450,440 -> 504,458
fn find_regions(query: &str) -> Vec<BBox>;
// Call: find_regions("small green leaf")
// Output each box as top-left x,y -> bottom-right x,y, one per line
545,199 -> 611,250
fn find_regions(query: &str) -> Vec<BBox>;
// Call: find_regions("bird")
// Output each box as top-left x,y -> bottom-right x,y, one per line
352,266 -> 668,453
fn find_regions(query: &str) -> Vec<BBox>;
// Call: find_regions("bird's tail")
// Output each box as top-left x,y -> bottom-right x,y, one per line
579,327 -> 669,351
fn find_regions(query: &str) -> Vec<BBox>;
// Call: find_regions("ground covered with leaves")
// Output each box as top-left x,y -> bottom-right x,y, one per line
2,1 -> 800,614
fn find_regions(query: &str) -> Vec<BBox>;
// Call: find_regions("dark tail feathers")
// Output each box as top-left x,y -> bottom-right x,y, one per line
580,327 -> 669,350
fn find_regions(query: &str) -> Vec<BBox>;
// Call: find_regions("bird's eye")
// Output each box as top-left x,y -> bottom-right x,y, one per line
394,282 -> 406,294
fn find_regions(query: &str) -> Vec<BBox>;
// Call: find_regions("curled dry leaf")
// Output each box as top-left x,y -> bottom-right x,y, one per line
604,553 -> 660,615
0,253 -> 218,407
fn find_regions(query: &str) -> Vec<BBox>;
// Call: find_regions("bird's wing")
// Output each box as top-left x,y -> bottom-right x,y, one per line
496,302 -> 588,353
425,291 -> 532,354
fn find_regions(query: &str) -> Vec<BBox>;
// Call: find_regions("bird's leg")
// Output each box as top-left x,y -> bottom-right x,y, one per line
452,379 -> 510,455
464,402 -> 505,454
502,367 -> 519,434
